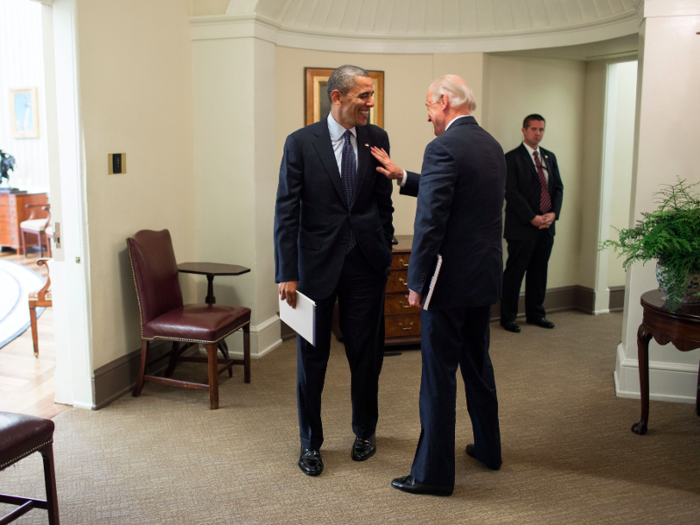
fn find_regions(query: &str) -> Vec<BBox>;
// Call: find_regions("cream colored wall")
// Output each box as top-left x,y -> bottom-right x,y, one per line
78,0 -> 196,369
607,61 -> 637,287
274,48 -> 486,236
483,54 -> 586,289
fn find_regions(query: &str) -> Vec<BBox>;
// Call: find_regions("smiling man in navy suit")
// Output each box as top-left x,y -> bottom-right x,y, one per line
274,65 -> 394,477
372,75 -> 505,496
500,115 -> 564,333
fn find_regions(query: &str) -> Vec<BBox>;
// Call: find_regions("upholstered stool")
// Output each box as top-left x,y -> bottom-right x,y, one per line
0,412 -> 59,524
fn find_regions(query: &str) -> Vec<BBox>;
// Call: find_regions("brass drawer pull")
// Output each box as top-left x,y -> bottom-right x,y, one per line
398,258 -> 409,267
398,322 -> 414,331
398,277 -> 408,287
398,297 -> 412,309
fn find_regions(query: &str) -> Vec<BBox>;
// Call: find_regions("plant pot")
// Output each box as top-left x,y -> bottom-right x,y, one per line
656,262 -> 700,305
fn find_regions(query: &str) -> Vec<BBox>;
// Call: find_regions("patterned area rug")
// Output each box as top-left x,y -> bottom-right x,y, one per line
0,259 -> 45,349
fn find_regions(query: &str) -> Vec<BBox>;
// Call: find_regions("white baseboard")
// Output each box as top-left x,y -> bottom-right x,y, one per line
615,343 -> 698,404
224,314 -> 282,359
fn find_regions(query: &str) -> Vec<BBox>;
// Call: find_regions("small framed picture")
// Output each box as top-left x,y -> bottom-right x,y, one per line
304,68 -> 384,128
9,87 -> 39,138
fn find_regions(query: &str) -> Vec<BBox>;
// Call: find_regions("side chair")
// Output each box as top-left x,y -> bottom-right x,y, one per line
28,258 -> 53,358
126,229 -> 251,409
20,204 -> 52,258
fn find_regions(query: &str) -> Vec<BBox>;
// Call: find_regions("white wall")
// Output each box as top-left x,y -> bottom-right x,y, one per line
77,0 -> 196,369
0,0 -> 50,193
615,1 -> 700,403
483,54 -> 586,290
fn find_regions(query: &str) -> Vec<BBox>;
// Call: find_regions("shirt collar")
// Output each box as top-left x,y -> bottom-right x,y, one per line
327,114 -> 356,142
523,142 -> 540,157
445,114 -> 469,132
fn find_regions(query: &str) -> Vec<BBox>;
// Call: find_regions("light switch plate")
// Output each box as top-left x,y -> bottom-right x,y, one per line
108,153 -> 126,174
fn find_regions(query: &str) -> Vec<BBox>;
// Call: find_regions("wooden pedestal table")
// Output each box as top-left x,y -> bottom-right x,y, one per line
632,290 -> 700,435
177,262 -> 251,377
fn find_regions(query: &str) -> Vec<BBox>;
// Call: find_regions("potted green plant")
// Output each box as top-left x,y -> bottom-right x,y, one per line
601,178 -> 700,311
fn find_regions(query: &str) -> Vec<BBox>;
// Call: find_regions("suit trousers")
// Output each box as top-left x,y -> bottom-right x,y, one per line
500,229 -> 554,323
297,245 -> 387,451
410,305 -> 502,488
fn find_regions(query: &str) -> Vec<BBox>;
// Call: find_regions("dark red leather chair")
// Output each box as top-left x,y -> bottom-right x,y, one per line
127,229 -> 251,409
0,412 -> 59,524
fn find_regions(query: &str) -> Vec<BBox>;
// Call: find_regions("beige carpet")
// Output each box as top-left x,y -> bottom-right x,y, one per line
2,311 -> 700,524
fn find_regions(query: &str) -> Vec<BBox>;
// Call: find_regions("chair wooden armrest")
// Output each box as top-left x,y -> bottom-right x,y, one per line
35,259 -> 52,301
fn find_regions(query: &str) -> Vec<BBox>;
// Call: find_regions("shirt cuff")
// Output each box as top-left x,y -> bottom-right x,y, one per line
397,170 -> 407,187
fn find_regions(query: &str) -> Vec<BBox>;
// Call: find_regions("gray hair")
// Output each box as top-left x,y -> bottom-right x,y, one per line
430,75 -> 477,112
327,65 -> 371,103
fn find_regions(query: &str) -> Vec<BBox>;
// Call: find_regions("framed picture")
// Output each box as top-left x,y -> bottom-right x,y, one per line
9,87 -> 39,138
305,68 -> 384,128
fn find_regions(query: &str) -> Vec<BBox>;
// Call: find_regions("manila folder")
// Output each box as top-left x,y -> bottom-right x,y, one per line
279,291 -> 316,346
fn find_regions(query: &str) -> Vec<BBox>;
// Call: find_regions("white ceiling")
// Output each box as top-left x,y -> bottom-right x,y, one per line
229,0 -> 640,37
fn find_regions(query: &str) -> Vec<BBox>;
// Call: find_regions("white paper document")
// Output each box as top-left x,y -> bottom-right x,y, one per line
422,254 -> 443,311
279,291 -> 316,345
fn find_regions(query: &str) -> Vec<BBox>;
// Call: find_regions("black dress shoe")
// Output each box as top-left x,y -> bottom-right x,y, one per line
526,317 -> 555,329
500,320 -> 521,333
465,444 -> 502,471
351,434 -> 376,462
391,475 -> 453,497
298,447 -> 323,476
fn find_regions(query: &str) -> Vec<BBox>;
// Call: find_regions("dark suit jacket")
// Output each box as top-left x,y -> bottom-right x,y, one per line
407,117 -> 506,309
503,143 -> 564,240
274,120 -> 394,299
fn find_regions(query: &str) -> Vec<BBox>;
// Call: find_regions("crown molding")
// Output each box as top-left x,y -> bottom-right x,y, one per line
190,5 -> 641,54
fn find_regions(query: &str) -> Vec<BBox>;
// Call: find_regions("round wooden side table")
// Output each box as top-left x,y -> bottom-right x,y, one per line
632,290 -> 700,435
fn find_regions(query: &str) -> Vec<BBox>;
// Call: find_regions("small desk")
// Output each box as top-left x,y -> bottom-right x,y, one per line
177,262 -> 250,364
632,290 -> 700,435
177,262 -> 250,304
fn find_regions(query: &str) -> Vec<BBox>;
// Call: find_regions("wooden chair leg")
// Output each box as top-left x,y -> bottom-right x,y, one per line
29,302 -> 40,357
39,443 -> 60,525
243,324 -> 251,384
206,343 -> 219,409
20,230 -> 27,257
165,342 -> 180,378
133,340 -> 149,397
39,232 -> 45,258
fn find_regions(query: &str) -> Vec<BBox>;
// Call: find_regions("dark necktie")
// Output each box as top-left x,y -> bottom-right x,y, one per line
533,151 -> 552,214
341,130 -> 357,252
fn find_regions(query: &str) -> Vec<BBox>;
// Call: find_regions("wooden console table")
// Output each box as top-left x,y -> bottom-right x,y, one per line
632,290 -> 700,435
0,192 -> 48,251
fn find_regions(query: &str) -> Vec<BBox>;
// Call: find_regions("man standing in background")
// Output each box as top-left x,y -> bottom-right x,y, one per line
372,75 -> 504,496
500,115 -> 564,333
274,65 -> 394,477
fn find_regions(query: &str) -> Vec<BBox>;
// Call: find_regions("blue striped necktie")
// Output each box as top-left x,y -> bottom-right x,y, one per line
341,130 -> 357,252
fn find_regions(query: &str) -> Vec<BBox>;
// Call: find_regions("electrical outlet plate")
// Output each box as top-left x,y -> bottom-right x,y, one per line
108,153 -> 126,174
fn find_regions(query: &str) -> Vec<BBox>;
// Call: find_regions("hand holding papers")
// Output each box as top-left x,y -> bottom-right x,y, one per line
279,291 -> 316,345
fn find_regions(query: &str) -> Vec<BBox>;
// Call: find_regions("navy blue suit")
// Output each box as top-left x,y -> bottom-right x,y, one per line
404,116 -> 505,488
274,119 -> 394,451
501,144 -> 564,323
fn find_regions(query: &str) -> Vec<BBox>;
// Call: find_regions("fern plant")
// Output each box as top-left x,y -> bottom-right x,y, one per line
601,178 -> 700,311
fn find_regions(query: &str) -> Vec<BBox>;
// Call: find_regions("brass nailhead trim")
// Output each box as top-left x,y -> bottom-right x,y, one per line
0,439 -> 53,470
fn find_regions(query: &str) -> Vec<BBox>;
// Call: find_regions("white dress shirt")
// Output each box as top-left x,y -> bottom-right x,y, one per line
523,142 -> 549,184
327,114 -> 357,175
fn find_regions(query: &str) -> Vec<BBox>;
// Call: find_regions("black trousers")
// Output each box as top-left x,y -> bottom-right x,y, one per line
296,246 -> 387,451
410,305 -> 502,488
500,229 -> 554,323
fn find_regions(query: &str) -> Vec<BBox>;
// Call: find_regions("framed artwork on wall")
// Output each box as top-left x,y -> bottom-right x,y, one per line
304,68 -> 384,128
9,87 -> 39,138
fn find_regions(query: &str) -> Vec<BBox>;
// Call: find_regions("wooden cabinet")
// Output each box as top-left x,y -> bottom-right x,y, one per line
384,235 -> 421,346
332,234 -> 421,346
0,192 -> 48,251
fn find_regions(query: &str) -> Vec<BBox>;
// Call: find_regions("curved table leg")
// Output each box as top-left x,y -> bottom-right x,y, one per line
632,324 -> 652,435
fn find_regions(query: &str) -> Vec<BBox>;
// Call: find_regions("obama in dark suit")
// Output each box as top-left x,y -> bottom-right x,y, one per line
500,115 -> 564,333
372,75 -> 505,496
274,65 -> 394,477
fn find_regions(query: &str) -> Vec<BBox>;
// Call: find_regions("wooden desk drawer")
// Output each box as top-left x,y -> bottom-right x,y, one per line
390,253 -> 411,270
386,270 -> 409,292
385,293 -> 421,315
386,315 -> 421,338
